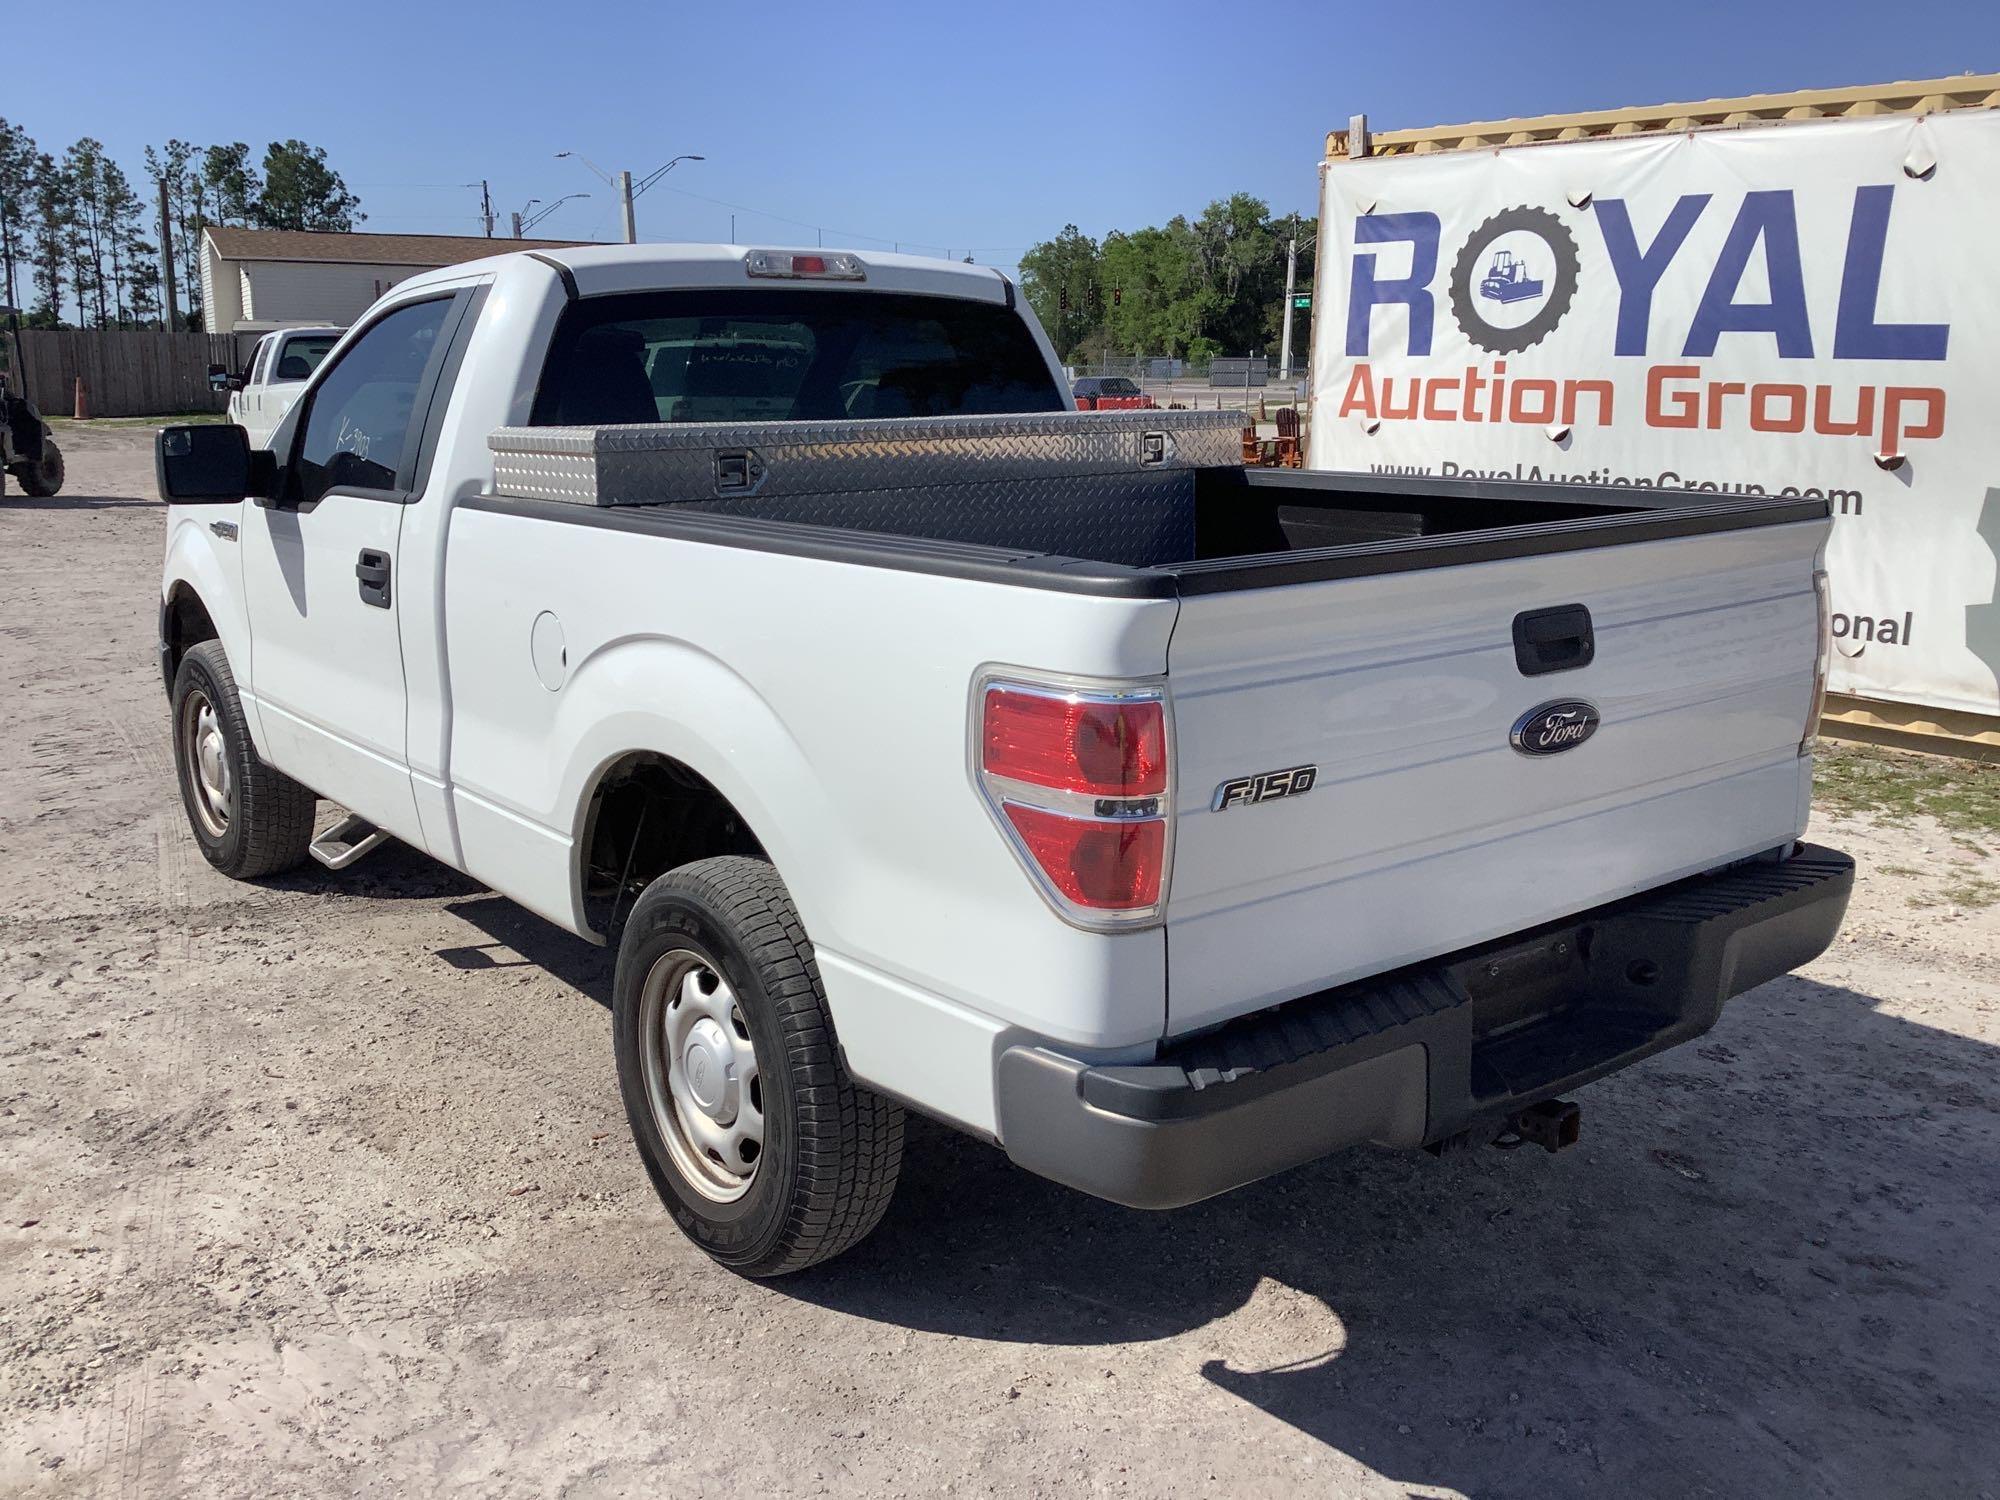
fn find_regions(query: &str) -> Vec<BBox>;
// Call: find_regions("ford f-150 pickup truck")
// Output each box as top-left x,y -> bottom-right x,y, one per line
211,325 -> 344,448
154,244 -> 1852,1277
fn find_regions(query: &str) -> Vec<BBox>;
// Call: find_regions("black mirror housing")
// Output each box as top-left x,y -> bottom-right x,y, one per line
156,424 -> 277,504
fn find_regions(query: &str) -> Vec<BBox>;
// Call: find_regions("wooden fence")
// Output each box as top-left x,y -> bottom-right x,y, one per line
8,328 -> 241,418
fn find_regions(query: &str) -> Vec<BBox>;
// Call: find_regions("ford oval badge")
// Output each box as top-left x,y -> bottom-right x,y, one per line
1510,699 -> 1600,756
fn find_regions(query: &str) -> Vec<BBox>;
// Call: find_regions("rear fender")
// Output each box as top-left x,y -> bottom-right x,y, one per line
543,637 -> 836,941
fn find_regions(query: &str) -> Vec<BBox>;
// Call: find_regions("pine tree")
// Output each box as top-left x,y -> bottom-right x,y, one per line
202,143 -> 260,228
101,159 -> 144,324
0,117 -> 37,318
28,153 -> 68,327
256,140 -> 362,232
63,138 -> 113,326
145,139 -> 204,328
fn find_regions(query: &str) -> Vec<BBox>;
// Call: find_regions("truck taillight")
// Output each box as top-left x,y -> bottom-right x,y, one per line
1802,569 -> 1832,756
982,686 -> 1166,798
975,676 -> 1171,928
1001,804 -> 1167,910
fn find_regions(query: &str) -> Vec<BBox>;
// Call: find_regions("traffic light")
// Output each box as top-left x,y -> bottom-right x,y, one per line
1059,289 -> 1070,314
1113,287 -> 1123,307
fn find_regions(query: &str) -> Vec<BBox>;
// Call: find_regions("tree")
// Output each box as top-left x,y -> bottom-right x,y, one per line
62,138 -> 113,326
1190,193 -> 1281,354
201,143 -> 260,227
146,139 -> 206,328
1018,224 -> 1100,361
1021,195 -> 1317,363
28,153 -> 70,326
99,159 -> 148,324
255,140 -> 361,232
0,117 -> 37,317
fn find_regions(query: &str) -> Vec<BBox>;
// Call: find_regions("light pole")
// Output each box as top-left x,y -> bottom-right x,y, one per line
512,193 -> 589,239
556,151 -> 704,244
1278,214 -> 1299,381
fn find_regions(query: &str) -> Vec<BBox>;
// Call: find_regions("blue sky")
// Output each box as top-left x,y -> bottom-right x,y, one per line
9,0 -> 1996,279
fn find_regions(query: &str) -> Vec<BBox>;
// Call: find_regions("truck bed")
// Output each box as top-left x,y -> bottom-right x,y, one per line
482,411 -> 1828,594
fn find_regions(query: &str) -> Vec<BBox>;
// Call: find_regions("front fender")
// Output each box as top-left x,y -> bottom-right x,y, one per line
160,506 -> 262,752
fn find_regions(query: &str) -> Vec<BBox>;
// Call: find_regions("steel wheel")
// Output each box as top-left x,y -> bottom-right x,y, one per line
638,948 -> 763,1202
178,687 -> 233,839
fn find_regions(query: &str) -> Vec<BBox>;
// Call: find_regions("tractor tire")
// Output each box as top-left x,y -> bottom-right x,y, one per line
11,439 -> 64,498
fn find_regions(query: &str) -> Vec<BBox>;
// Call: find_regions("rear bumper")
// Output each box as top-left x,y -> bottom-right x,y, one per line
996,843 -> 1853,1209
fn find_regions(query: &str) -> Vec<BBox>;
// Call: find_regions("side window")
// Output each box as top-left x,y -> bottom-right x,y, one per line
248,337 -> 272,385
293,298 -> 452,504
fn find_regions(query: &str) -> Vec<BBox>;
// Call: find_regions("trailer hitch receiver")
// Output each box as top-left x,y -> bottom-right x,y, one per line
1501,1099 -> 1581,1154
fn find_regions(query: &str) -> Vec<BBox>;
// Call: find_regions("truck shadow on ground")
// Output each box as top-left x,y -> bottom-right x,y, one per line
0,490 -> 159,511
271,836 -> 486,906
439,892 -> 614,990
428,890 -> 1995,1494
784,975 -> 1998,1498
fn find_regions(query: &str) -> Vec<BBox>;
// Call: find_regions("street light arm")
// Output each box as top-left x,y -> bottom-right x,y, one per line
632,154 -> 705,198
521,192 -> 589,233
555,151 -> 618,188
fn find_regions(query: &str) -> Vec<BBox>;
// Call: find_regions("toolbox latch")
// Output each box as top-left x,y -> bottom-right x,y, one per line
715,448 -> 766,495
1139,431 -> 1175,468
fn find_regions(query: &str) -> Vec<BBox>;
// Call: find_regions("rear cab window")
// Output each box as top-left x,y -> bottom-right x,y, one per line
274,333 -> 340,384
530,289 -> 1063,426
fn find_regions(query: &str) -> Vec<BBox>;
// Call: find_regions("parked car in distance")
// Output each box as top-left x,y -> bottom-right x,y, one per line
155,243 -> 1851,1278
211,326 -> 343,448
1072,375 -> 1156,410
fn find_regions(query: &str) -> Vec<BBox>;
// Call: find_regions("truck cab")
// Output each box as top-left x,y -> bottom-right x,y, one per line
213,326 -> 343,448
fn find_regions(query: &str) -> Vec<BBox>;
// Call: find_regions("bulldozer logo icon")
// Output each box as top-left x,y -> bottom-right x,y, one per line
1480,249 -> 1543,304
1449,205 -> 1580,354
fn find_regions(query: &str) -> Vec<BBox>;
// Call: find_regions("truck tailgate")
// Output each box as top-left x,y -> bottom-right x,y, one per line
1163,519 -> 1826,1036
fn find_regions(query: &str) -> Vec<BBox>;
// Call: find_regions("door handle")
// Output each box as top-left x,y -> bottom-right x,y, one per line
356,549 -> 392,609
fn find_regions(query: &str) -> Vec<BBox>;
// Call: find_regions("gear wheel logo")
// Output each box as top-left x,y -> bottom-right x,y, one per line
1448,205 -> 1581,355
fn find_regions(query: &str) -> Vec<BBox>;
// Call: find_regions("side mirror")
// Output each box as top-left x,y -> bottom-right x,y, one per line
206,363 -> 242,393
156,424 -> 278,504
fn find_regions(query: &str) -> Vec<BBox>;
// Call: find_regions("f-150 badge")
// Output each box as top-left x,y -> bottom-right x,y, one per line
1510,699 -> 1601,756
1214,764 -> 1318,810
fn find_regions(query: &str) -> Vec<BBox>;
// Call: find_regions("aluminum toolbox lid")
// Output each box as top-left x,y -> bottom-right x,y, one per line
487,408 -> 1246,507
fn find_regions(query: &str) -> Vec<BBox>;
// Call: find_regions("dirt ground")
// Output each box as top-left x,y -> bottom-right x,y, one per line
3,425 -> 1996,1500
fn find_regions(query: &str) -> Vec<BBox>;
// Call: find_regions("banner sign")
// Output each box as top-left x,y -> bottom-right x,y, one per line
1311,111 -> 2000,717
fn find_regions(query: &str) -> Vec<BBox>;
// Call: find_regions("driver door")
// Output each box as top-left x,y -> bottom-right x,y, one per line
232,335 -> 271,439
237,294 -> 466,844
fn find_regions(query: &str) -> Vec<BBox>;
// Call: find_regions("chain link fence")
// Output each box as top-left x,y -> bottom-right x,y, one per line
1063,354 -> 1309,411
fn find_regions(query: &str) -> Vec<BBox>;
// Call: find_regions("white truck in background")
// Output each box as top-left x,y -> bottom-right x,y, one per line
211,326 -> 343,447
154,243 -> 1852,1277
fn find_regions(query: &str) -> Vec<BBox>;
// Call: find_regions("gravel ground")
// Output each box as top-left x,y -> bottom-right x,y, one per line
3,426 -> 1996,1499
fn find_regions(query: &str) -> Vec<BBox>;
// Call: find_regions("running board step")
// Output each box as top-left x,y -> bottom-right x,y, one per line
310,814 -> 389,870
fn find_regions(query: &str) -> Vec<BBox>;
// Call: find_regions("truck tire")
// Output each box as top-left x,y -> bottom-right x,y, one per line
171,640 -> 317,879
11,440 -> 64,497
613,856 -> 903,1277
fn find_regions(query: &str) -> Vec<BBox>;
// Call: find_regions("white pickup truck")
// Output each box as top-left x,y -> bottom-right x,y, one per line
155,244 -> 1853,1276
211,326 -> 343,448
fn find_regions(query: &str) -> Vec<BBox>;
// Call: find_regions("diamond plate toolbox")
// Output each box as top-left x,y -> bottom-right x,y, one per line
487,409 -> 1245,508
